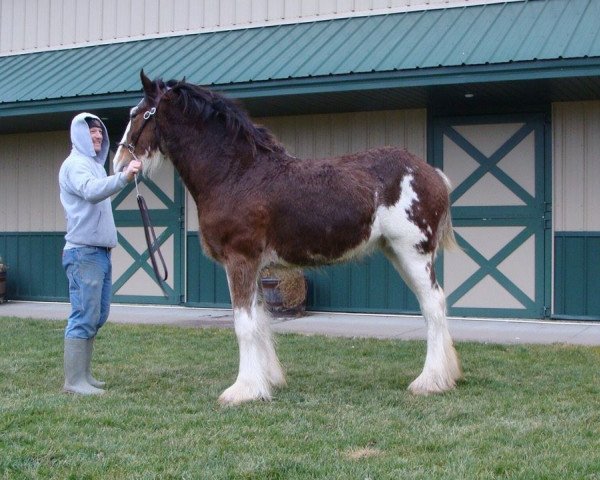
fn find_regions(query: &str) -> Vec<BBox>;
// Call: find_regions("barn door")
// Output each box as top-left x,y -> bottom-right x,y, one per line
433,114 -> 549,318
111,161 -> 184,305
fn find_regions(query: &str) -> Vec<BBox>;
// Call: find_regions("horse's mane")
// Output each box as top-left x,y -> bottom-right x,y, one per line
167,80 -> 285,155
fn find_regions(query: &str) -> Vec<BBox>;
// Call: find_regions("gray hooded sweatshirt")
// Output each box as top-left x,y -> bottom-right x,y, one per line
59,112 -> 129,249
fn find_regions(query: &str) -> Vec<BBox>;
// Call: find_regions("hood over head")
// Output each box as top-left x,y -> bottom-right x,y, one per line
70,112 -> 110,164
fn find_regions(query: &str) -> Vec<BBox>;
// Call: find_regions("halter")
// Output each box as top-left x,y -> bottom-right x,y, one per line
119,105 -> 169,296
119,106 -> 157,155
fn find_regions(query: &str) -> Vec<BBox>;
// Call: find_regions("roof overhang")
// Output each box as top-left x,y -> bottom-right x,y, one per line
2,58 -> 599,134
1,0 -> 599,133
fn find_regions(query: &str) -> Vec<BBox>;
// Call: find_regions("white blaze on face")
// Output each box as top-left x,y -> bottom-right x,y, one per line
112,102 -> 165,178
113,119 -> 132,173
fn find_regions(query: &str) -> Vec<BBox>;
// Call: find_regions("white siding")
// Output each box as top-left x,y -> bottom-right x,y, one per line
1,0 -> 523,55
187,108 -> 426,231
553,101 -> 600,232
0,131 -> 69,232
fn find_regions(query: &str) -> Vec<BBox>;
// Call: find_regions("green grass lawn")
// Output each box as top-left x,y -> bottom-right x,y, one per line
1,317 -> 599,479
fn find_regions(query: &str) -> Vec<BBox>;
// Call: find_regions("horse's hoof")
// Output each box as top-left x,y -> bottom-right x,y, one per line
408,373 -> 456,396
218,381 -> 272,406
268,366 -> 287,388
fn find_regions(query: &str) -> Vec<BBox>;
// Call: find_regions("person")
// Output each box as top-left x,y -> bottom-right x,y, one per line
59,112 -> 141,395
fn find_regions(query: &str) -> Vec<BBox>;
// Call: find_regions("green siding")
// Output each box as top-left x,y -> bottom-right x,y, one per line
305,254 -> 419,313
185,233 -> 419,313
0,233 -> 68,302
186,233 -> 231,308
554,232 -> 600,320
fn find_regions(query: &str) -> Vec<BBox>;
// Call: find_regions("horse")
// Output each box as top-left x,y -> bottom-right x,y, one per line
113,70 -> 462,406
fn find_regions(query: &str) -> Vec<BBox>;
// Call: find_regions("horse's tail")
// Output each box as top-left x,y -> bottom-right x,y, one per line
435,169 -> 460,251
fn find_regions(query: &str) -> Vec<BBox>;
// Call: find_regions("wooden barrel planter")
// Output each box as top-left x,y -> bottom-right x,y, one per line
0,271 -> 6,304
260,269 -> 307,317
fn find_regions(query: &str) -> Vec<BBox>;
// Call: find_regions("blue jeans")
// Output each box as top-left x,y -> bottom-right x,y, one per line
63,247 -> 112,339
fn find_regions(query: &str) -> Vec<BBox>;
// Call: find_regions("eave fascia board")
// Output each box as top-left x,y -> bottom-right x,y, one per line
1,58 -> 599,118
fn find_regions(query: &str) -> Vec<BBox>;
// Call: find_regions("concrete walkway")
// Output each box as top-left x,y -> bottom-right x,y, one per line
2,301 -> 600,346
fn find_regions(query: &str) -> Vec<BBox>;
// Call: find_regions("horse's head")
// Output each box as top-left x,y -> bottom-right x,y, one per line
113,70 -> 168,178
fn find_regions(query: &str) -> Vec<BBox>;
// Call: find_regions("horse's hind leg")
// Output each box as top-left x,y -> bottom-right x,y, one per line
384,243 -> 462,394
218,257 -> 285,406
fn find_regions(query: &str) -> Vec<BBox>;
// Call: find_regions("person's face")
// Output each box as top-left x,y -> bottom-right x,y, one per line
89,126 -> 103,153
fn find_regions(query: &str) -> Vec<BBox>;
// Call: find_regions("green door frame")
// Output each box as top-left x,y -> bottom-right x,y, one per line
432,113 -> 551,318
112,174 -> 185,305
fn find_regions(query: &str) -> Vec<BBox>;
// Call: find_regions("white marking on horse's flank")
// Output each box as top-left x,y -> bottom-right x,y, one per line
375,174 -> 427,247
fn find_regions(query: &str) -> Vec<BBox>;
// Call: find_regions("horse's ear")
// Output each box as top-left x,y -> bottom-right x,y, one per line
140,69 -> 154,96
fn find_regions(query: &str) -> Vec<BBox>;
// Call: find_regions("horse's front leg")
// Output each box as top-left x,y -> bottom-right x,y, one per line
219,258 -> 285,406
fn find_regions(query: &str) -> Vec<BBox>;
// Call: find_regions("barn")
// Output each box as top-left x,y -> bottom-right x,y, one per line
1,0 -> 599,320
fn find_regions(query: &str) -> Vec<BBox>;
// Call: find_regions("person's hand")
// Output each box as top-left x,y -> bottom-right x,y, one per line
124,160 -> 142,182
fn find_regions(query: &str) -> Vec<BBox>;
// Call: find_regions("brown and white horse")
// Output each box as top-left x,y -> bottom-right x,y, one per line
114,71 -> 462,405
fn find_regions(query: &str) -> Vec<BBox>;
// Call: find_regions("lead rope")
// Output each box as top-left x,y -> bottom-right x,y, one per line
134,172 -> 169,296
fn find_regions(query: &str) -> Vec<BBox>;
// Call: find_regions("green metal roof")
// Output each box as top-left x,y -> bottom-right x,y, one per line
1,0 -> 599,117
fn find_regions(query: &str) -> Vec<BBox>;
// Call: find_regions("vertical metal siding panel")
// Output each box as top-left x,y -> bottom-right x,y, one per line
130,0 -> 145,36
318,0 -> 337,16
43,132 -> 67,232
159,0 -> 175,32
0,0 -> 13,54
19,140 -> 37,232
336,0 -> 353,13
372,0 -> 391,11
553,103 -> 565,231
553,102 -> 600,232
250,0 -> 267,23
0,135 -> 20,231
405,109 -> 427,160
220,0 -> 236,25
86,0 -> 102,40
23,0 -> 39,50
60,0 -> 77,45
114,0 -> 131,37
563,237 -> 586,314
204,1 -> 221,29
266,0 -> 284,21
48,0 -> 63,47
587,237 -> 600,315
314,114 -> 334,157
173,0 -> 191,31
354,0 -> 372,11
144,0 -> 160,34
0,132 -> 66,233
235,0 -> 252,24
284,0 -> 301,19
16,137 -> 30,232
11,0 -> 26,50
583,102 -> 600,231
302,0 -> 318,17
74,1 -> 90,44
188,0 -> 205,28
36,0 -> 51,49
